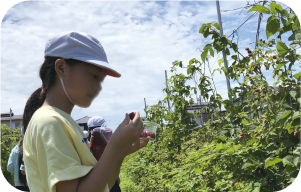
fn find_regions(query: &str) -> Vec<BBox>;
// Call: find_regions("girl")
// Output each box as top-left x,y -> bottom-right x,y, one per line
22,31 -> 150,192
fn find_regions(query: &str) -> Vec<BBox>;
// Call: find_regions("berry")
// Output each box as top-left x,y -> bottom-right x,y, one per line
294,131 -> 298,138
255,88 -> 260,92
258,130 -> 263,133
263,40 -> 265,43
140,131 -> 147,137
245,47 -> 249,50
254,66 -> 258,70
240,178 -> 243,182
240,133 -> 244,136
273,55 -> 277,59
248,53 -> 253,57
180,138 -> 183,141
254,130 -> 257,133
232,182 -> 236,187
249,76 -> 252,80
248,50 -> 252,53
261,54 -> 264,57
129,112 -> 135,120
258,170 -> 262,174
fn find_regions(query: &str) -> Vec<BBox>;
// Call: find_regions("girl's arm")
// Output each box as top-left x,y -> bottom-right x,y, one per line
56,141 -> 123,192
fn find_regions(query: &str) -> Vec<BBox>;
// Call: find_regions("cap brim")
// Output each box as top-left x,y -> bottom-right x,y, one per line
83,59 -> 121,78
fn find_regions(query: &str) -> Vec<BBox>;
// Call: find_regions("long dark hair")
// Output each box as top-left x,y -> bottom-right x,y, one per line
19,56 -> 80,184
18,138 -> 27,186
88,127 -> 95,142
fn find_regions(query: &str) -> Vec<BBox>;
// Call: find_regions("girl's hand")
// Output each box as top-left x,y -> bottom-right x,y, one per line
121,136 -> 150,158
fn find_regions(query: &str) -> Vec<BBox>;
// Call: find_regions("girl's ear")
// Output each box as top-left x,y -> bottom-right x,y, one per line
54,59 -> 68,77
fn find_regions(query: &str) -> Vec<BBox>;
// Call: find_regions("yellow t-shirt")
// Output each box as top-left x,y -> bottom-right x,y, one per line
23,105 -> 110,192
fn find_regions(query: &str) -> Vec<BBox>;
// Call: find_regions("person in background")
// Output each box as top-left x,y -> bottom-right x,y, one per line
87,126 -> 94,142
88,116 -> 121,192
7,126 -> 29,191
83,130 -> 90,146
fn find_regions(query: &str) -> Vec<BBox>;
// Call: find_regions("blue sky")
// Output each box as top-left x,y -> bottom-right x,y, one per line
1,0 -> 300,133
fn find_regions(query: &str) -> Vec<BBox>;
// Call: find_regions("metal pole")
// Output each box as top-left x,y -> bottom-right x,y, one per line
10,108 -> 12,129
165,70 -> 171,111
216,0 -> 232,103
144,98 -> 147,118
9,108 -> 12,151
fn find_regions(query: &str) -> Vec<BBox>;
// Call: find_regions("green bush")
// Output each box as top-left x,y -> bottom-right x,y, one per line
120,2 -> 300,192
1,124 -> 22,187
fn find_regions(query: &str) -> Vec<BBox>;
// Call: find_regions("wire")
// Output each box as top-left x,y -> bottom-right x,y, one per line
227,11 -> 258,39
221,1 -> 265,12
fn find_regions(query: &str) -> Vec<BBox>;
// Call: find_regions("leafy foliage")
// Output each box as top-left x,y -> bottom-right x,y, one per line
1,124 -> 22,187
120,2 -> 300,191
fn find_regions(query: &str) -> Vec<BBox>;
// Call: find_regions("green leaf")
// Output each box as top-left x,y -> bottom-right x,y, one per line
218,59 -> 223,67
260,177 -> 268,186
225,48 -> 230,55
281,17 -> 287,26
277,41 -> 289,56
283,155 -> 299,167
265,157 -> 282,168
203,28 -> 210,38
268,2 -> 283,15
248,5 -> 271,14
213,23 -> 220,30
246,138 -> 258,146
220,36 -> 228,46
281,9 -> 289,17
266,16 -> 280,39
289,91 -> 297,99
276,110 -> 291,122
298,98 -> 301,107
231,43 -> 238,52
209,47 -> 214,57
292,111 -> 301,120
222,67 -> 228,74
242,163 -> 256,169
283,141 -> 295,148
201,50 -> 208,62
258,39 -> 263,46
290,42 -> 299,49
292,119 -> 301,127
275,63 -> 284,70
229,128 -> 235,136
293,72 -> 301,79
199,24 -> 207,34
194,168 -> 202,174
293,146 -> 301,155
288,33 -> 296,41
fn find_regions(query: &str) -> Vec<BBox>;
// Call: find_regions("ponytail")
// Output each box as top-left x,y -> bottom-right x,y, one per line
19,56 -> 80,185
18,139 -> 27,186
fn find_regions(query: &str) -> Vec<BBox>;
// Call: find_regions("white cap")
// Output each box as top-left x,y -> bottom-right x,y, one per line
88,116 -> 106,128
83,130 -> 89,138
44,31 -> 121,78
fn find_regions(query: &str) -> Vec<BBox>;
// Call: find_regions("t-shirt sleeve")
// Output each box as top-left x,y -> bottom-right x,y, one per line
36,116 -> 109,192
